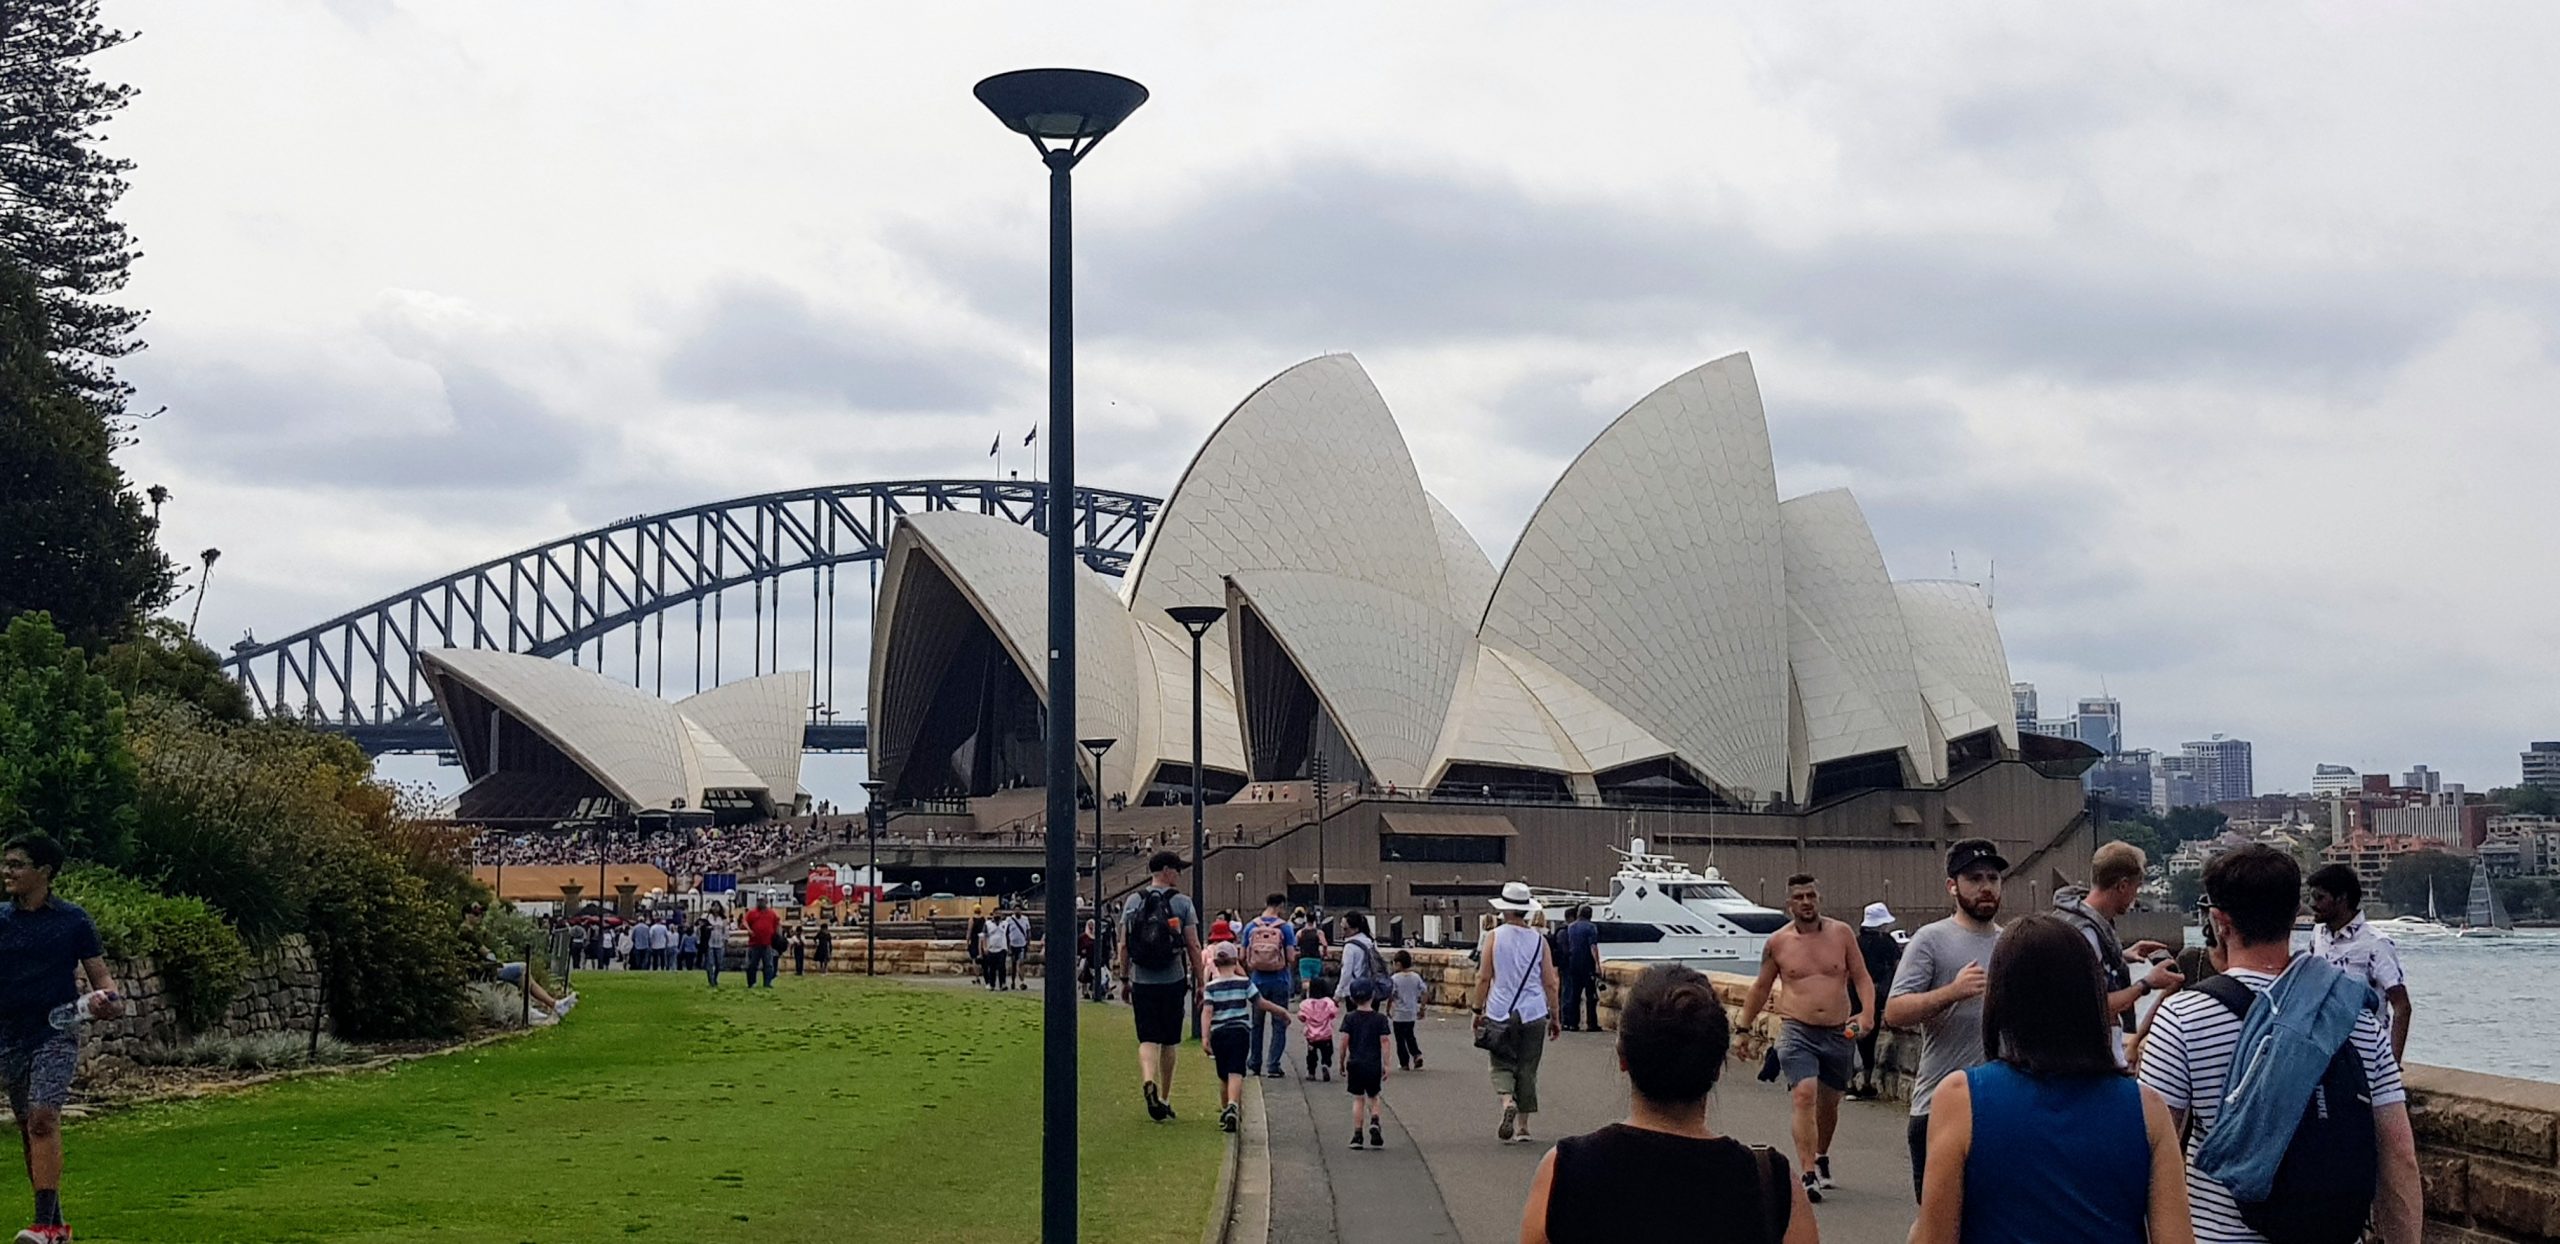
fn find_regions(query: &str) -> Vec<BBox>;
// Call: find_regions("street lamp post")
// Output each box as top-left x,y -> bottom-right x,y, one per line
976,65 -> 1147,1244
1164,604 -> 1224,1036
1080,737 -> 1116,1002
861,779 -> 885,976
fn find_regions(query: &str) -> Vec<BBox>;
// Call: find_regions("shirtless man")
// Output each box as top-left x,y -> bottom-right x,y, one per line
1743,872 -> 1873,1204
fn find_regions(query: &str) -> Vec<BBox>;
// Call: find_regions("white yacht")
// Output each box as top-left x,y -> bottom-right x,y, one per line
1530,839 -> 1790,969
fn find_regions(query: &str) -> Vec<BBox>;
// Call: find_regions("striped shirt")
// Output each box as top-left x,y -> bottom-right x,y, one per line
2134,967 -> 2406,1243
1203,976 -> 1260,1031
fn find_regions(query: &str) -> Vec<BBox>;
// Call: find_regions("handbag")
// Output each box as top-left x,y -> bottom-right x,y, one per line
1472,928 -> 1545,1052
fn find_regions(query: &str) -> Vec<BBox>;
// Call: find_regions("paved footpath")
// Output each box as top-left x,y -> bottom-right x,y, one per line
1256,1010 -> 1920,1244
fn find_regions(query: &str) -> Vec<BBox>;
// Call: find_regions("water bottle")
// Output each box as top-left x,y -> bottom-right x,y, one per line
46,990 -> 116,1031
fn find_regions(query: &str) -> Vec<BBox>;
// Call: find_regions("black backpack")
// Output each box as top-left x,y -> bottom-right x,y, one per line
1126,889 -> 1181,973
2193,975 -> 2378,1244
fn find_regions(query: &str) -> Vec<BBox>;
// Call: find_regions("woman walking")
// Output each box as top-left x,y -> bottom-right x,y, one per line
1519,964 -> 1816,1243
1470,882 -> 1561,1144
1909,913 -> 2193,1244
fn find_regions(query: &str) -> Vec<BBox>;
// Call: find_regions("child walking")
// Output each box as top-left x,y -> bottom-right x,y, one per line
1388,950 -> 1427,1070
1298,976 -> 1340,1081
1342,982 -> 1393,1149
1200,943 -> 1293,1133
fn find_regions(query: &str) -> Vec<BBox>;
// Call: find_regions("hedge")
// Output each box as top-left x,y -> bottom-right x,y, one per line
55,865 -> 251,1035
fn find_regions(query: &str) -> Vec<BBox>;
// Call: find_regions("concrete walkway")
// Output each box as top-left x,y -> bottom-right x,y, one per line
1255,1010 -> 1921,1244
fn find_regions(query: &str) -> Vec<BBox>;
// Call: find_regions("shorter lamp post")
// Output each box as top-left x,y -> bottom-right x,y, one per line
1080,738 -> 1116,1002
1234,870 -> 1245,917
861,779 -> 885,976
1164,604 -> 1224,1039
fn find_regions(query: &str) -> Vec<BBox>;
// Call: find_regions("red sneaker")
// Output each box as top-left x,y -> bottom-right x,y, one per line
14,1225 -> 71,1243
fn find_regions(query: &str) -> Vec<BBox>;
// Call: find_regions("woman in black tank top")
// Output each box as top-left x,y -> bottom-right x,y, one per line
1519,965 -> 1818,1244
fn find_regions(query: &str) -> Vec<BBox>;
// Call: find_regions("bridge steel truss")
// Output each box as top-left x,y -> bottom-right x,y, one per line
218,480 -> 1160,754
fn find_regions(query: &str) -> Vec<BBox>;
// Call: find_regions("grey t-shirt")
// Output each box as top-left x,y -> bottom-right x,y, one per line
1888,915 -> 2001,1117
1121,886 -> 1199,986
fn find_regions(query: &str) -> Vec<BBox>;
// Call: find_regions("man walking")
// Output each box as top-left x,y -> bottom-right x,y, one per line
741,896 -> 781,989
1240,894 -> 1297,1077
1849,902 -> 1902,1099
702,905 -> 731,987
1741,873 -> 1874,1205
1557,905 -> 1601,1032
2139,846 -> 2422,1243
1884,839 -> 2006,1202
1118,852 -> 1202,1121
813,923 -> 833,975
1005,907 -> 1030,990
2309,863 -> 2415,1065
2053,841 -> 2182,1059
3,834 -> 122,1244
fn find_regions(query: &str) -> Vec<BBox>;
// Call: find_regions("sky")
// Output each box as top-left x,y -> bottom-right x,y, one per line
99,2 -> 2560,805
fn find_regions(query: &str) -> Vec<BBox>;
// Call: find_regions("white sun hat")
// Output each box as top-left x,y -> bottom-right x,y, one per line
1489,880 -> 1542,914
1862,902 -> 1895,929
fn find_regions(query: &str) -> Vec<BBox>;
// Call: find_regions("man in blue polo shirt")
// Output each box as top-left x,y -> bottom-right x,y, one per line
2,833 -> 122,1244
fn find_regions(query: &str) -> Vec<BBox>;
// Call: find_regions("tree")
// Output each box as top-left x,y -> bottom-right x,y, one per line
2163,806 -> 2230,842
2379,850 -> 2471,918
97,618 -> 249,722
0,0 -> 144,413
0,611 -> 135,864
0,260 -> 170,648
2168,870 -> 2204,915
2487,785 -> 2559,818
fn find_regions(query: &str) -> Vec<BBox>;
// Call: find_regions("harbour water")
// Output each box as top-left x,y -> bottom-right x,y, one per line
2181,926 -> 2560,1083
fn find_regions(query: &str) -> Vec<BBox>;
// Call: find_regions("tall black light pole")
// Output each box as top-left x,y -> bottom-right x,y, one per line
861,779 -> 884,976
1080,737 -> 1115,1002
1165,605 -> 1224,1037
975,66 -> 1148,1244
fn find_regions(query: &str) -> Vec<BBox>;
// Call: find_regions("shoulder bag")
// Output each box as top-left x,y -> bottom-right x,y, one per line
1472,928 -> 1545,1052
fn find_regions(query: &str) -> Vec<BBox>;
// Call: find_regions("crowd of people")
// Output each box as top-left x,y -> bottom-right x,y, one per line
467,821 -> 837,880
1102,837 -> 2430,1244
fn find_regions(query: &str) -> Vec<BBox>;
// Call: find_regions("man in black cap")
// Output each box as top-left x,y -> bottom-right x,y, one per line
1882,838 -> 2006,1202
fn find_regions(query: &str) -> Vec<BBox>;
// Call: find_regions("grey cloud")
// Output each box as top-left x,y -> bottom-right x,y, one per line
660,281 -> 1028,414
910,159 -> 2463,386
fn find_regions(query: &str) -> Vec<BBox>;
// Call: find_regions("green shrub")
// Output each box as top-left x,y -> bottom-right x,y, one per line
55,865 -> 250,1034
133,1031 -> 359,1071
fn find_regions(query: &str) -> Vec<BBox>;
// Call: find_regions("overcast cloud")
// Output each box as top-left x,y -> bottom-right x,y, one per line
102,2 -> 2560,802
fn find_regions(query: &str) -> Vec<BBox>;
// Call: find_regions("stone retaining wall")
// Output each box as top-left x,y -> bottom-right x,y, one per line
80,935 -> 323,1081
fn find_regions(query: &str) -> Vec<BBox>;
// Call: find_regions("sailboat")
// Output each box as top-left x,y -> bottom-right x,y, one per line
2460,857 -> 2516,938
2370,878 -> 2452,936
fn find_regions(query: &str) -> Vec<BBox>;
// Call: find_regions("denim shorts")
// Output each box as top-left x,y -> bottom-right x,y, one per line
2,1030 -> 79,1116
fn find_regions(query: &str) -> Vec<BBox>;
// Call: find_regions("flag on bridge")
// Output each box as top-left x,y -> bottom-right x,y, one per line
989,433 -> 1000,457
1024,425 -> 1038,447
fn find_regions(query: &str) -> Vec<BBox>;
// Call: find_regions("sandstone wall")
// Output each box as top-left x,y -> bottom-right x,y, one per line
80,935 -> 323,1080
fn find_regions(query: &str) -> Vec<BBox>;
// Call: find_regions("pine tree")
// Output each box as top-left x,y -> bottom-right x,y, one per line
0,0 -> 144,418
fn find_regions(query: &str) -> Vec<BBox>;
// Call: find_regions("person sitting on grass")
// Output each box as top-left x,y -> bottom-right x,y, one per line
2,832 -> 124,1244
1199,942 -> 1292,1134
460,903 -> 574,1020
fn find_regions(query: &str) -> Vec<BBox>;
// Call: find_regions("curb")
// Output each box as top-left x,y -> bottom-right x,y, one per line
16,1025 -> 543,1126
1205,1078 -> 1271,1244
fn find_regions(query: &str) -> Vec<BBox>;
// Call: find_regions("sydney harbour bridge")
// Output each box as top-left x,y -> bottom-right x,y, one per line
216,480 -> 1161,757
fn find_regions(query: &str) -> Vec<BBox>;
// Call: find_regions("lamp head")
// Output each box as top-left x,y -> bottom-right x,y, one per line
1079,737 -> 1118,758
1165,605 -> 1226,638
974,69 -> 1148,159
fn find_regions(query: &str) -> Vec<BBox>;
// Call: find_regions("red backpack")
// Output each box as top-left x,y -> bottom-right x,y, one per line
1245,918 -> 1290,973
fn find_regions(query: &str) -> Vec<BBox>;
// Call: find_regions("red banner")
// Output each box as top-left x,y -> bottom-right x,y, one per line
805,867 -> 842,905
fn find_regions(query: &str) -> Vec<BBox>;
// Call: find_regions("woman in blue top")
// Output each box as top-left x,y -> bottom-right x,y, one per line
1911,913 -> 2193,1244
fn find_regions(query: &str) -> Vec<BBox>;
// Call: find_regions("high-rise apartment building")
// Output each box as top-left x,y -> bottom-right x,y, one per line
2012,683 -> 2038,738
2077,697 -> 2123,756
2312,764 -> 2360,796
2182,735 -> 2255,804
2403,765 -> 2442,797
2524,742 -> 2560,793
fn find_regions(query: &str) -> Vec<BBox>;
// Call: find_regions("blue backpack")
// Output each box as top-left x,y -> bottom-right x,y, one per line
2191,973 -> 2377,1244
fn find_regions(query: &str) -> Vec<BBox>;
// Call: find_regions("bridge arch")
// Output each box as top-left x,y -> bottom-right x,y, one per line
218,480 -> 1160,753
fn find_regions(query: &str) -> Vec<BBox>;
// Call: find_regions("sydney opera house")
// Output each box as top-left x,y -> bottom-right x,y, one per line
870,353 -> 2099,909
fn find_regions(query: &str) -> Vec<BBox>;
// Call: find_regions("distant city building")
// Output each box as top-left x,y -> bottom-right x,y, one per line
2012,682 -> 2038,739
2154,753 -> 2206,812
2487,814 -> 2560,877
2322,833 -> 2452,900
2037,717 -> 2080,742
2086,749 -> 2155,809
2076,697 -> 2123,756
2370,803 -> 2492,852
2181,735 -> 2254,804
2402,764 -> 2442,797
2524,742 -> 2560,793
2311,764 -> 2360,796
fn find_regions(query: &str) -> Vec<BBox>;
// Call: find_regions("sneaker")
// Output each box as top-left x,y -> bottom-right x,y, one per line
1220,1103 -> 1239,1133
1143,1082 -> 1170,1122
1816,1154 -> 1834,1190
1413,1055 -> 1424,1070
1368,1122 -> 1383,1148
1348,1130 -> 1365,1150
1497,1102 -> 1519,1142
1802,1172 -> 1823,1205
1321,1067 -> 1332,1082
1265,1067 -> 1286,1079
15,1227 -> 69,1243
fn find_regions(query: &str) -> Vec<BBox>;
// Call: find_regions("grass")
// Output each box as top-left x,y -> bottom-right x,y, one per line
65,974 -> 1226,1242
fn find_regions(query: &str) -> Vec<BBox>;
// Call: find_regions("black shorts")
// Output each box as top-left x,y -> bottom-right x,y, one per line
1131,981 -> 1188,1046
1345,1063 -> 1383,1097
1210,1025 -> 1251,1079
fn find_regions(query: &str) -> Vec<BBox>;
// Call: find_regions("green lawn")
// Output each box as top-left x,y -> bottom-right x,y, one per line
65,975 -> 1225,1242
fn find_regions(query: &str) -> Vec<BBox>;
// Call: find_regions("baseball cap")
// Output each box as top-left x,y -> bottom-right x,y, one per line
1210,941 -> 1241,964
1861,902 -> 1895,929
1946,839 -> 2009,877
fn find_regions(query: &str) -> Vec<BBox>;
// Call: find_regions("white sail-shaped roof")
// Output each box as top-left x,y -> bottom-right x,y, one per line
679,671 -> 812,799
1428,494 -> 1499,628
1780,490 -> 1939,786
1227,569 -> 1473,792
1480,353 -> 1790,798
1894,579 -> 2019,751
420,647 -> 772,812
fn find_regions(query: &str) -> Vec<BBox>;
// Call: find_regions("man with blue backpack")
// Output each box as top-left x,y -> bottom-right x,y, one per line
2135,845 -> 2422,1244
